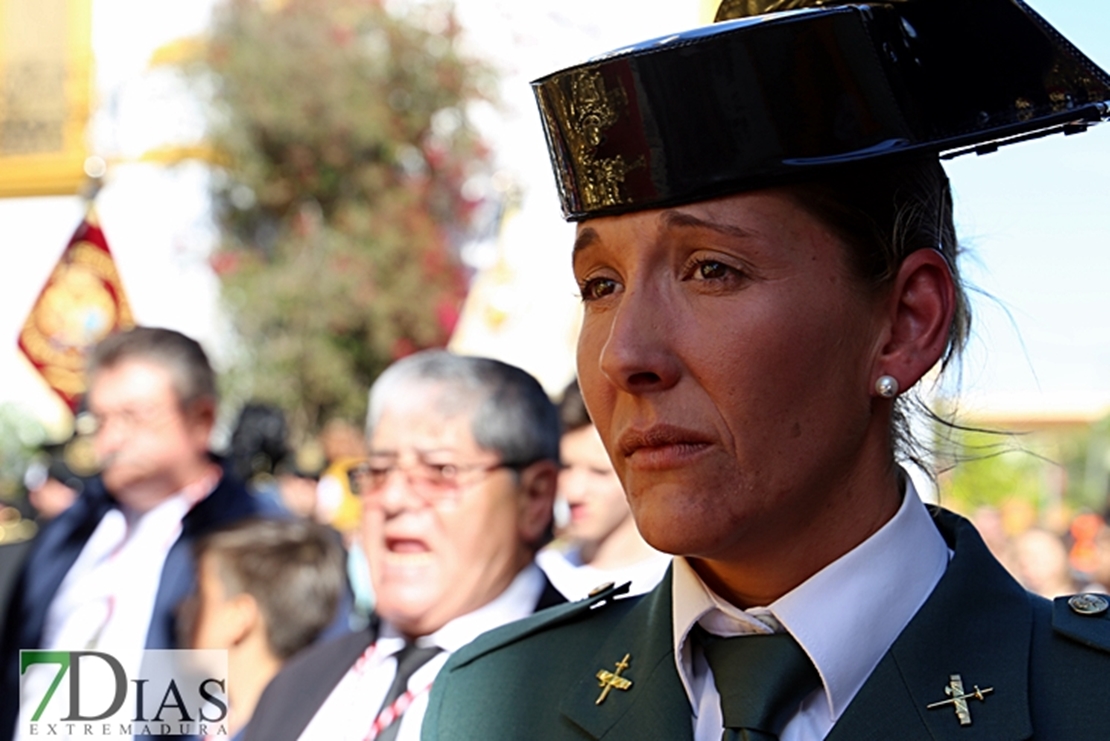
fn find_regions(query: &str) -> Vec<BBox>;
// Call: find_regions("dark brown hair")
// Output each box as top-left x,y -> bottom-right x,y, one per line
557,379 -> 592,434
88,326 -> 217,408
196,518 -> 346,660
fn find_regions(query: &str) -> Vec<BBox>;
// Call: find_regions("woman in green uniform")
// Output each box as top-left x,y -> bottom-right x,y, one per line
423,1 -> 1110,739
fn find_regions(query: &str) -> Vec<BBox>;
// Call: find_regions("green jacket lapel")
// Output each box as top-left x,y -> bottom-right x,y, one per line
559,570 -> 694,741
828,508 -> 1033,741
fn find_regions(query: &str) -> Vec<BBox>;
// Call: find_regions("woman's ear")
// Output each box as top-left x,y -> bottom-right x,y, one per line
872,248 -> 956,393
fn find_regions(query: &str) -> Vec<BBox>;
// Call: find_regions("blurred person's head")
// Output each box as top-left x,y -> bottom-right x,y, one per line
189,517 -> 345,661
86,327 -> 218,511
1013,528 -> 1078,599
1091,525 -> 1110,589
970,505 -> 1009,561
228,403 -> 289,485
275,442 -> 326,520
186,517 -> 346,732
316,420 -> 366,525
27,478 -> 79,522
23,442 -> 88,520
556,380 -> 637,562
320,418 -> 367,462
355,350 -> 560,638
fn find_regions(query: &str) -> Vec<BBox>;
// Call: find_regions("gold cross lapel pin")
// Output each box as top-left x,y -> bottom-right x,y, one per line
926,674 -> 994,726
595,653 -> 633,705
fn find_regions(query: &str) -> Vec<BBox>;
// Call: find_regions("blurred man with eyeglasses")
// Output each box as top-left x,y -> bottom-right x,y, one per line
0,326 -> 278,741
246,350 -> 565,741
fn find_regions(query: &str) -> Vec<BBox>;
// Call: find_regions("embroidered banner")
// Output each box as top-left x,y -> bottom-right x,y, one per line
18,211 -> 135,412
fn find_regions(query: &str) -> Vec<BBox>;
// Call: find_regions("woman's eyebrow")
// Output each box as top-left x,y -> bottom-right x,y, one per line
573,226 -> 600,258
660,209 -> 757,241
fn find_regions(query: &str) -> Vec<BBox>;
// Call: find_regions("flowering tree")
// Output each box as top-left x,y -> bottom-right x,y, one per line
192,0 -> 494,436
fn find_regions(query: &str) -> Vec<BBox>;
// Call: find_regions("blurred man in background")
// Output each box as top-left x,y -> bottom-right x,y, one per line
0,326 -> 276,741
246,350 -> 564,741
538,380 -> 668,598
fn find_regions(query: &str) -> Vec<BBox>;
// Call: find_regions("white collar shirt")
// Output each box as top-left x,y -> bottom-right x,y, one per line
298,563 -> 546,741
18,474 -> 217,741
672,478 -> 950,741
537,544 -> 671,600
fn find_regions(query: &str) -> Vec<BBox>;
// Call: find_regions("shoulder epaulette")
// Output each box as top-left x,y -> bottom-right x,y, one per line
449,581 -> 632,669
1052,593 -> 1110,654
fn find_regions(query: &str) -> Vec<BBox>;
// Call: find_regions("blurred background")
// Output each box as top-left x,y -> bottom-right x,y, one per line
1,0 -> 1110,591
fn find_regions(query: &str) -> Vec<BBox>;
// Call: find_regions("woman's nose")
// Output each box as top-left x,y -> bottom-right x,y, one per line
596,283 -> 681,394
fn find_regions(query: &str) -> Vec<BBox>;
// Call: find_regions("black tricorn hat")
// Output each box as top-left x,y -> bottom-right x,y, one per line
531,0 -> 1110,220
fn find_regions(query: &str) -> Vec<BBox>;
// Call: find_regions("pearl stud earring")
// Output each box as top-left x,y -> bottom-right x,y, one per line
875,375 -> 899,398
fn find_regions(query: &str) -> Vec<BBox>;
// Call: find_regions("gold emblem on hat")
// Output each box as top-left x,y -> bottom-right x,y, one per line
595,653 -> 633,705
926,674 -> 993,726
540,69 -> 644,211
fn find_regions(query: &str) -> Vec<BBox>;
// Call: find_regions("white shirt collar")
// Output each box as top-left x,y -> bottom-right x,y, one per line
378,562 -> 546,653
672,476 -> 949,723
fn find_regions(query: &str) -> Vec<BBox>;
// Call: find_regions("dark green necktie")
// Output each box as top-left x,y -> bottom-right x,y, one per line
695,626 -> 821,741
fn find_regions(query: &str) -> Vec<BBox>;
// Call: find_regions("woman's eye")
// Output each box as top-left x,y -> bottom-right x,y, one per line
695,260 -> 731,280
578,277 -> 619,302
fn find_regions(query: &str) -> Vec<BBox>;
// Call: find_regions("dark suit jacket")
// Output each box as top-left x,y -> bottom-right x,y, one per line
0,463 -> 272,741
245,575 -> 566,741
423,508 -> 1110,740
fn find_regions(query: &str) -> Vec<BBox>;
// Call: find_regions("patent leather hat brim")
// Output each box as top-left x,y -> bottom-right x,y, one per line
532,0 -> 1110,220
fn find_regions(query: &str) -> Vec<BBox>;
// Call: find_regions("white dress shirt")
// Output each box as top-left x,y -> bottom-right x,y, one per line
537,544 -> 671,600
298,563 -> 546,741
17,474 -> 217,741
672,478 -> 950,741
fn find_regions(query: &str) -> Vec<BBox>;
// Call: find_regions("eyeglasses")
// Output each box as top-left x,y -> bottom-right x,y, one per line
81,405 -> 179,435
349,454 -> 521,504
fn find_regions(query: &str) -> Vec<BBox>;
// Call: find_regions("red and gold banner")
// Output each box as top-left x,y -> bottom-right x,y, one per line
18,211 -> 135,413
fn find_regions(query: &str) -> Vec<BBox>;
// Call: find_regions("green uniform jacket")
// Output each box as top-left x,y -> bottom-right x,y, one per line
423,508 -> 1110,740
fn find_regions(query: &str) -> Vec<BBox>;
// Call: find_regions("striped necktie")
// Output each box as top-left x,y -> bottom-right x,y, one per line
374,642 -> 443,741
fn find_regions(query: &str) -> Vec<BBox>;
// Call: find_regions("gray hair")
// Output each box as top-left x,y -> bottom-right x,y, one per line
366,350 -> 560,467
88,326 -> 217,408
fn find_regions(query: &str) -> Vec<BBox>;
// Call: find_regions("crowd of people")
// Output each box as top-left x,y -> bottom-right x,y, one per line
2,0 -> 1110,739
2,320 -> 1108,740
0,325 -> 671,741
971,503 -> 1110,599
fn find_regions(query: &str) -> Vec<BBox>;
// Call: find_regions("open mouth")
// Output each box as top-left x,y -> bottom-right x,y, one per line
383,537 -> 434,566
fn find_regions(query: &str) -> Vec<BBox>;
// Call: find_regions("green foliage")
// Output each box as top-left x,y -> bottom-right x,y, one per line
189,0 -> 494,438
940,429 -> 1048,511
940,421 -> 1110,514
0,404 -> 47,502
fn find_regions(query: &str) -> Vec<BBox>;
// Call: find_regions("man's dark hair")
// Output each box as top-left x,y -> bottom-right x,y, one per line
557,379 -> 591,434
88,326 -> 217,407
228,403 -> 290,482
195,518 -> 346,661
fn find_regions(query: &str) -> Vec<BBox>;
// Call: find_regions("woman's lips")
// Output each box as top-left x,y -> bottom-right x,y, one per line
617,425 -> 713,470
